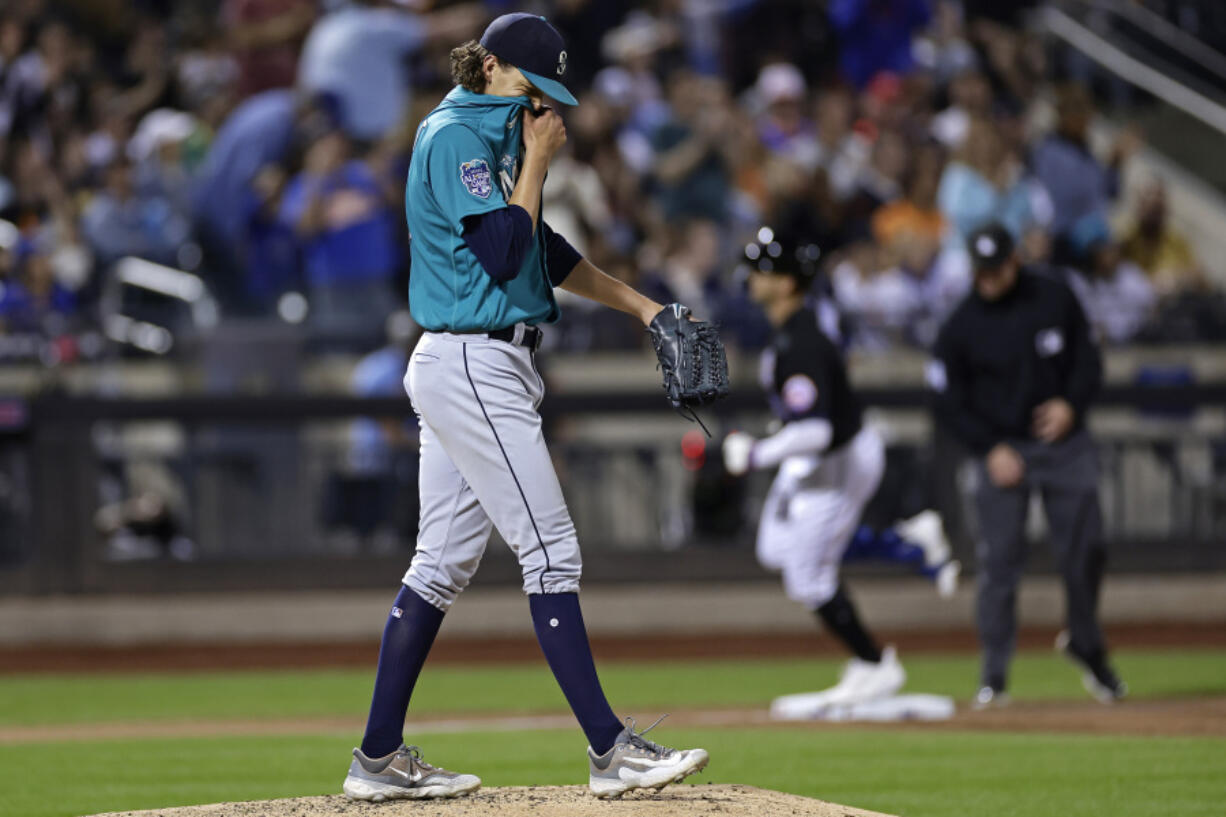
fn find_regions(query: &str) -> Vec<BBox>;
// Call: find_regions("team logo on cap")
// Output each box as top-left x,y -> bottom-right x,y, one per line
459,158 -> 492,199
557,50 -> 567,76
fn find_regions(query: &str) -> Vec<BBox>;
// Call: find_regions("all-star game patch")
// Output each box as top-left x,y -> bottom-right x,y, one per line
460,158 -> 492,199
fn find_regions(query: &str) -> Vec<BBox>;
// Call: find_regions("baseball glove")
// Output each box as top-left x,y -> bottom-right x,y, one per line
648,303 -> 730,431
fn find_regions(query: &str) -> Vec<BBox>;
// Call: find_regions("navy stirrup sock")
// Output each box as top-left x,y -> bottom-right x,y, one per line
360,585 -> 445,758
816,583 -> 883,663
529,592 -> 624,755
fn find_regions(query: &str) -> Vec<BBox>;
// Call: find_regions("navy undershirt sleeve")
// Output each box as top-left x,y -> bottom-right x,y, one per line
541,220 -> 582,287
461,205 -> 534,283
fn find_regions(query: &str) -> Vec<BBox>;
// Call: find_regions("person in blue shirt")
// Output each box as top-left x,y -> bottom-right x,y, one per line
342,13 -> 709,804
278,128 -> 400,343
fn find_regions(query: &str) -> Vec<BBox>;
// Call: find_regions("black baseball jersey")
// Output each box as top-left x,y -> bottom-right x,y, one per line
931,268 -> 1102,455
760,304 -> 863,451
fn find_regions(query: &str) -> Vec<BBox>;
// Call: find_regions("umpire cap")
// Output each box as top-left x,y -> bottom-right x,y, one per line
742,226 -> 821,282
967,222 -> 1016,270
480,13 -> 578,106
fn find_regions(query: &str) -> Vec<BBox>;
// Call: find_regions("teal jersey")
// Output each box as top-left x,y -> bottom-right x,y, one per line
405,86 -> 560,331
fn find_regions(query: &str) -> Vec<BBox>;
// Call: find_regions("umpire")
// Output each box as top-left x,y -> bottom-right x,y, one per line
931,222 -> 1126,707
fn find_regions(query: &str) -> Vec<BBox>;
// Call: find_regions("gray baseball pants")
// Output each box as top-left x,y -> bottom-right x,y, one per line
401,330 -> 582,610
973,430 -> 1107,687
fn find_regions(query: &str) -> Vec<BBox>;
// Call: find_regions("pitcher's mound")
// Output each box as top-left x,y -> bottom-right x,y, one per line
88,784 -> 895,817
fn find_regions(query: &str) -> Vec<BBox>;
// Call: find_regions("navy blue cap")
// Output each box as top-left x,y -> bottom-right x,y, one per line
480,13 -> 577,106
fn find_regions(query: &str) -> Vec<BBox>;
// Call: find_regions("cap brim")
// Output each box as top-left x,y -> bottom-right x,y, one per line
519,69 -> 578,106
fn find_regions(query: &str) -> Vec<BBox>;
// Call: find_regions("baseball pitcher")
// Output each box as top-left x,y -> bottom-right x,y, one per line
343,13 -> 725,802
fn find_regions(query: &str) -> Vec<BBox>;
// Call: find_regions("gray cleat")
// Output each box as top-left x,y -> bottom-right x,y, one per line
588,716 -> 709,799
971,685 -> 1010,710
342,744 -> 480,801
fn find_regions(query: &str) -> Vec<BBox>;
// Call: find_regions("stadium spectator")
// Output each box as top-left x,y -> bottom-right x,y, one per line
222,0 -> 316,97
829,0 -> 932,89
843,127 -> 908,238
542,145 -> 613,260
174,25 -> 240,123
753,63 -> 819,170
929,69 -> 991,150
1031,85 -> 1140,260
297,1 -> 483,142
812,86 -> 871,203
872,141 -> 947,247
80,157 -> 189,268
599,11 -> 672,115
0,0 -> 1218,359
912,0 -> 977,84
937,116 -> 1036,241
335,309 -> 422,550
649,72 -> 739,224
640,218 -> 725,324
1120,179 -> 1209,297
0,236 -> 77,334
831,240 -> 923,350
1066,215 -> 1156,344
239,163 -> 300,312
129,109 -> 198,223
278,128 -> 399,339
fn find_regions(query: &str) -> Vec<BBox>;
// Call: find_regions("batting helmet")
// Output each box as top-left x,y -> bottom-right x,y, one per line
740,226 -> 822,283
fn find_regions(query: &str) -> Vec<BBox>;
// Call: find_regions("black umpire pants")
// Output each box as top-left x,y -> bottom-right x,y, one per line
973,431 -> 1107,688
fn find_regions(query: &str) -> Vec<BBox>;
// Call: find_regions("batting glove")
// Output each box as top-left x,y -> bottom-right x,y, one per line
722,431 -> 756,476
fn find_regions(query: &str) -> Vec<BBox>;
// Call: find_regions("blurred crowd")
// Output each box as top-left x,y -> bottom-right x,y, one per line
0,0 -> 1221,364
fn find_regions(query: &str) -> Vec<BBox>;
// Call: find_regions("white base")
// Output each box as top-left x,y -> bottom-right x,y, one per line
770,692 -> 956,722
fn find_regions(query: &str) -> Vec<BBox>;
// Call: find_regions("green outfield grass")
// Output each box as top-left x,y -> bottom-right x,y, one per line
0,728 -> 1221,817
0,648 -> 1223,817
3,648 -> 1226,727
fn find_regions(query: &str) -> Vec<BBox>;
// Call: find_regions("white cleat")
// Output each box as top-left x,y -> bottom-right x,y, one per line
770,646 -> 906,719
897,510 -> 960,598
936,559 -> 962,599
896,510 -> 951,567
588,717 -> 709,799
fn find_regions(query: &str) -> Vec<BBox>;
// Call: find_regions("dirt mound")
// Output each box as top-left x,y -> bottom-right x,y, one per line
87,784 -> 894,817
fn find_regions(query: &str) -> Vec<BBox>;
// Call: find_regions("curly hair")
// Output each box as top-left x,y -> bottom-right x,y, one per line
450,40 -> 491,93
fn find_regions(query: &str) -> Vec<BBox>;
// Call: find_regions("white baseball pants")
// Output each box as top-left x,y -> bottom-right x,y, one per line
402,331 -> 582,610
756,425 -> 885,609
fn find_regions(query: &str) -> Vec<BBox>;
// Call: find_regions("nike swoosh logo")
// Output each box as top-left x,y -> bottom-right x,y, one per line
617,756 -> 677,775
389,765 -> 423,783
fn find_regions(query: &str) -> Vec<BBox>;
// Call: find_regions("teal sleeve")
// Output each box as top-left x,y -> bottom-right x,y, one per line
427,124 -> 507,228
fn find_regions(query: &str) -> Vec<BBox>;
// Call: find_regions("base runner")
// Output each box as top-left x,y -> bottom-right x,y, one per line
722,227 -> 960,717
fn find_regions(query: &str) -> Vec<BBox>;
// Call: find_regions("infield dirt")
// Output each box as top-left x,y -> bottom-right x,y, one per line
86,784 -> 896,817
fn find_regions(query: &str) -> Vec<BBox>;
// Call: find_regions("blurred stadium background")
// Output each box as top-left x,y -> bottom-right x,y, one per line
2,0 -> 1225,815
0,2 -> 1224,813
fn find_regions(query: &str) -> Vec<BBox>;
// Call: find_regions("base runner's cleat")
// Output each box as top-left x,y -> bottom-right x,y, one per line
343,744 -> 480,801
588,716 -> 709,799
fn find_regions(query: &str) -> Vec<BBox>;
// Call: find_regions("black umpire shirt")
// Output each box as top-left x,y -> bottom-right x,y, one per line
762,305 -> 862,451
931,268 -> 1102,455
